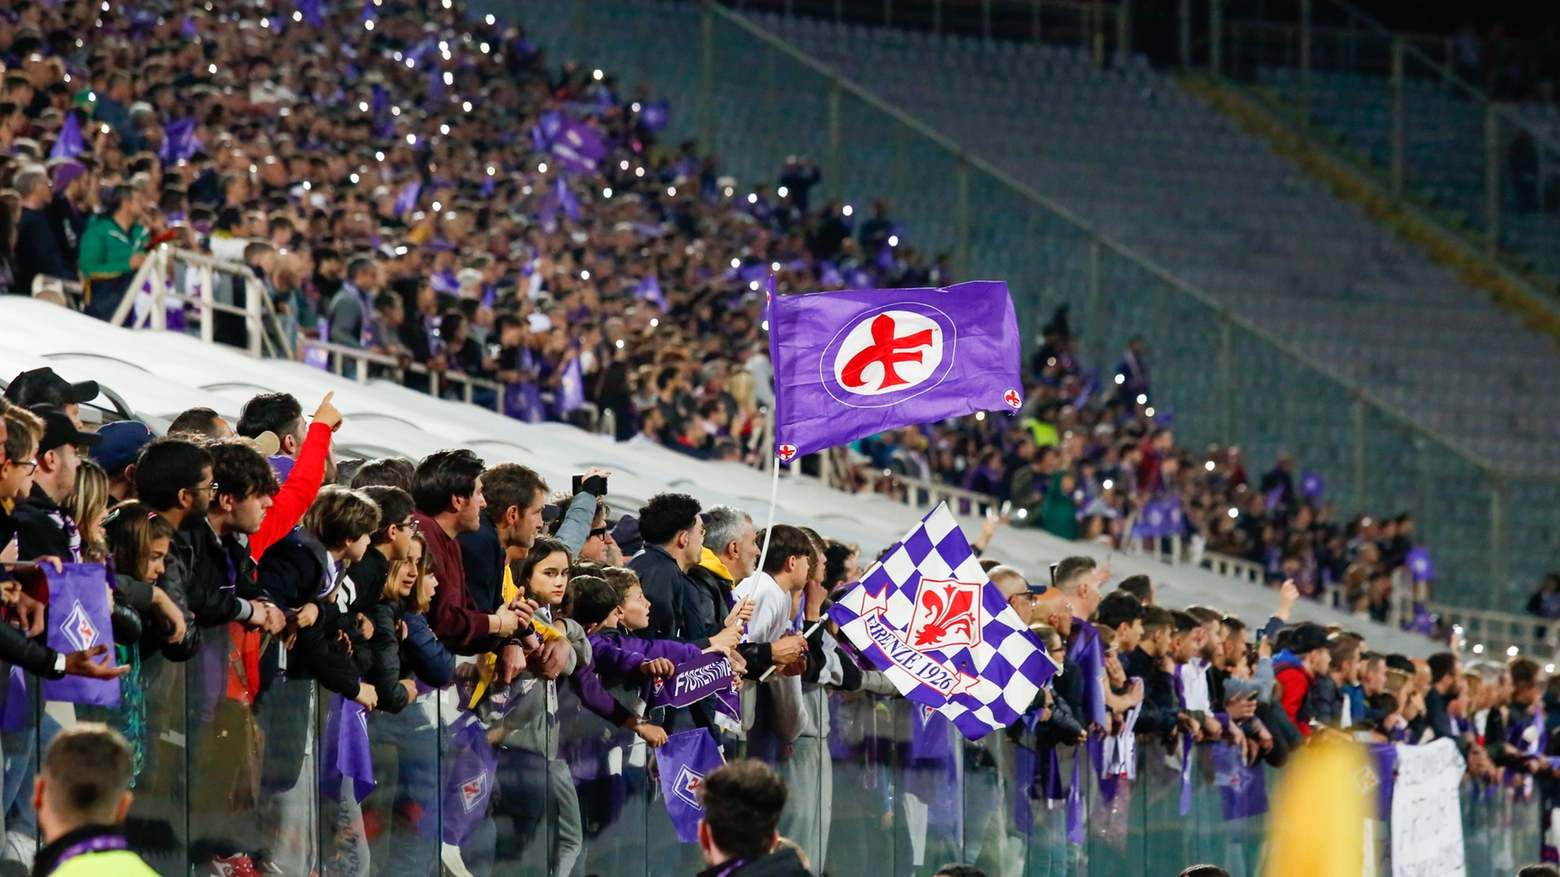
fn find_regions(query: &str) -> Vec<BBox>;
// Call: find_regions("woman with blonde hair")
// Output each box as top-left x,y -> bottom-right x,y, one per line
67,458 -> 112,563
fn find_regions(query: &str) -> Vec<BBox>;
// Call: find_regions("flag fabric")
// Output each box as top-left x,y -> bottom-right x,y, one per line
298,0 -> 322,26
433,711 -> 497,846
1366,743 -> 1396,820
548,115 -> 605,175
1301,470 -> 1325,499
50,113 -> 84,160
640,101 -> 669,130
159,117 -> 197,164
827,503 -> 1054,739
428,65 -> 445,102
558,356 -> 585,413
644,652 -> 735,711
1406,546 -> 1434,581
320,693 -> 375,803
1131,496 -> 1182,539
634,274 -> 667,312
361,0 -> 374,22
43,563 -> 118,706
480,173 -> 495,199
769,280 -> 1023,462
656,728 -> 724,843
0,665 -> 27,731
393,181 -> 421,217
372,84 -> 389,117
1213,743 -> 1268,820
554,176 -> 580,222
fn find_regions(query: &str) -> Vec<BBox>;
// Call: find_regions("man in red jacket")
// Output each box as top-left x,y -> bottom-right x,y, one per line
1273,622 -> 1331,738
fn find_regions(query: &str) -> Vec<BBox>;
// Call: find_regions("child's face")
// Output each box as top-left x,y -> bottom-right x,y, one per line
620,584 -> 651,630
527,550 -> 570,607
144,536 -> 171,581
344,533 -> 371,564
395,542 -> 422,597
0,438 -> 37,499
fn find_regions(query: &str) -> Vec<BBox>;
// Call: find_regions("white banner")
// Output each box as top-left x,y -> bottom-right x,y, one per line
1390,737 -> 1466,877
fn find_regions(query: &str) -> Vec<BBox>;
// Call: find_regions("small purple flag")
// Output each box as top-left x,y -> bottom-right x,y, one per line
1132,496 -> 1179,539
1367,743 -> 1396,820
769,281 -> 1023,461
298,0 -> 322,26
394,180 -> 421,217
640,100 -> 669,130
1065,620 -> 1108,731
554,176 -> 579,222
1406,546 -> 1434,581
43,563 -> 118,706
321,693 -> 375,803
1066,748 -> 1085,844
1213,742 -> 1268,820
1179,734 -> 1194,816
434,711 -> 497,845
1301,470 -> 1324,499
50,113 -> 85,160
159,117 -> 197,164
656,728 -> 724,843
548,115 -> 605,175
1264,484 -> 1286,512
481,173 -> 495,199
428,65 -> 445,102
372,84 -> 389,117
181,16 -> 197,35
644,652 -> 735,711
361,0 -> 374,23
558,356 -> 585,413
634,274 -> 667,313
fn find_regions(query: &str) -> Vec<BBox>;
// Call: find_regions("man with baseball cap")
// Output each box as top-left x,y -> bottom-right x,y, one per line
3,368 -> 99,429
89,420 -> 155,502
12,405 -> 101,563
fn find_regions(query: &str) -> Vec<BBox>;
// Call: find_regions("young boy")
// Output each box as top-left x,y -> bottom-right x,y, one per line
564,573 -> 673,747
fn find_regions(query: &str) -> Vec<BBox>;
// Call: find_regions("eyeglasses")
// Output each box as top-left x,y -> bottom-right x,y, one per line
588,527 -> 610,538
5,460 -> 37,474
193,481 -> 219,494
399,518 -> 419,533
1009,593 -> 1038,607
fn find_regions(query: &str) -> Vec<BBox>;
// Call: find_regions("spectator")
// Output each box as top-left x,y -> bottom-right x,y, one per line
78,184 -> 148,322
11,405 -> 99,561
1528,573 -> 1560,620
696,760 -> 808,877
31,724 -> 158,877
11,165 -> 66,297
1273,623 -> 1331,738
626,492 -> 705,642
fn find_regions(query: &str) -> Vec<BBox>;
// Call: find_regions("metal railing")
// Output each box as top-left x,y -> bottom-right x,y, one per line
296,337 -> 508,408
1430,603 -> 1560,661
111,245 -> 292,360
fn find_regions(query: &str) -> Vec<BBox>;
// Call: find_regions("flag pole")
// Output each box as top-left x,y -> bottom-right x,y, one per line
752,270 -> 781,584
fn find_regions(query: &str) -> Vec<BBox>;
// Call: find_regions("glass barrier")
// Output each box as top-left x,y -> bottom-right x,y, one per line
504,0 -> 1560,610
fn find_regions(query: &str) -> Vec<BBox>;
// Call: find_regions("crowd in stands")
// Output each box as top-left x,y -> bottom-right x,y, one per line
0,363 -> 1539,877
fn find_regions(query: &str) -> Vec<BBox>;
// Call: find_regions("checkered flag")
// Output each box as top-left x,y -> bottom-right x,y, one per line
828,504 -> 1054,739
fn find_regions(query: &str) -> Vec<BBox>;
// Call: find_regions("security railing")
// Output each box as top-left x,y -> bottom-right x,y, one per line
111,245 -> 292,360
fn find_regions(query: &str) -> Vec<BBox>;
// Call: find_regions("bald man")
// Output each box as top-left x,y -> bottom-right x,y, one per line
989,565 -> 1041,627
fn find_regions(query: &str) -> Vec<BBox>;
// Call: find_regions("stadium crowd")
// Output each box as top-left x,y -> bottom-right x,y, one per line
0,368 -> 1542,877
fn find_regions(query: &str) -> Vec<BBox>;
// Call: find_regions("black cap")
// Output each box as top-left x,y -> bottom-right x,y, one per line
4,368 -> 99,409
30,405 -> 103,454
612,514 -> 642,556
1286,622 -> 1331,655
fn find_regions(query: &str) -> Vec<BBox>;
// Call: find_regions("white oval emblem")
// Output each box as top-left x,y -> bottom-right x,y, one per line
831,310 -> 944,397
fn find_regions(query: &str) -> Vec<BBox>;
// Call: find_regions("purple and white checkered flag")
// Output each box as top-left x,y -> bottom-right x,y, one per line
827,503 -> 1055,740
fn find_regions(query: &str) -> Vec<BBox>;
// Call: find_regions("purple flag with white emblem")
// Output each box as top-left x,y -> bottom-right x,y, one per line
828,504 -> 1055,739
431,711 -> 497,845
769,281 -> 1022,462
558,356 -> 585,413
1366,743 -> 1395,819
1213,743 -> 1267,820
321,693 -> 375,803
43,563 -> 118,706
548,115 -> 605,175
1301,470 -> 1324,499
645,652 -> 735,711
159,117 -> 198,164
656,728 -> 724,843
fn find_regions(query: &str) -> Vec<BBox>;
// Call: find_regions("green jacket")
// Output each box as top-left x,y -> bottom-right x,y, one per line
34,826 -> 160,877
78,214 -> 148,280
51,849 -> 160,877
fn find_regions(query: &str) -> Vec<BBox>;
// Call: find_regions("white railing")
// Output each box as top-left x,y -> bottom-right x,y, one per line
1429,604 -> 1560,660
110,245 -> 290,359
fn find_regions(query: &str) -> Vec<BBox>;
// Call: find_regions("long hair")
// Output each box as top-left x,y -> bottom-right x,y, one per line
384,531 -> 434,610
103,501 -> 177,581
69,460 -> 112,563
517,534 -> 571,606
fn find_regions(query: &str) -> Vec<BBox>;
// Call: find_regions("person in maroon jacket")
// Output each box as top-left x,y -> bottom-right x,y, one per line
409,449 -> 527,655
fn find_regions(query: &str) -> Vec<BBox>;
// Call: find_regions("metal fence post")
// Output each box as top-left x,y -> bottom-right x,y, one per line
1218,313 -> 1232,445
1490,475 -> 1507,609
954,158 -> 970,280
701,3 -> 715,155
827,78 -> 843,200
1299,0 -> 1312,126
1485,103 -> 1501,257
1208,0 -> 1222,76
1351,393 -> 1366,515
1390,37 -> 1405,197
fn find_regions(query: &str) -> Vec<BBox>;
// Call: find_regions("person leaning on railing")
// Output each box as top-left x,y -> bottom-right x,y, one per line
78,183 -> 149,324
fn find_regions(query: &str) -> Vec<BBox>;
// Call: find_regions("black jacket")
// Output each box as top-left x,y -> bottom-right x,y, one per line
258,529 -> 362,699
401,612 -> 454,688
0,623 -> 62,680
685,562 -> 734,643
11,485 -> 73,562
456,515 -> 504,614
365,598 -> 410,713
695,848 -> 811,877
1123,647 -> 1180,738
12,206 -> 66,296
626,544 -> 695,641
164,518 -> 256,630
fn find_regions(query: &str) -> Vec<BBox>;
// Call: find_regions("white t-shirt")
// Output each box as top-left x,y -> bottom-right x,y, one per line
732,571 -> 793,644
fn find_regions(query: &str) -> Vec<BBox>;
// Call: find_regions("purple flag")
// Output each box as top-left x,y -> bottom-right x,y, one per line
434,711 -> 497,845
769,281 -> 1022,461
645,652 -> 735,711
1179,735 -> 1194,816
554,176 -> 580,222
1066,748 -> 1085,844
1013,743 -> 1036,835
298,0 -> 322,26
1066,621 -> 1108,730
656,728 -> 724,843
640,100 -> 669,130
428,65 -> 445,102
1301,470 -> 1324,499
1367,743 -> 1396,820
1132,496 -> 1179,539
1264,484 -> 1286,512
1213,743 -> 1267,820
481,173 -> 495,199
1,665 -> 29,731
558,356 -> 585,413
159,117 -> 197,164
1406,546 -> 1434,581
634,274 -> 667,312
50,113 -> 84,160
372,84 -> 389,117
361,0 -> 373,22
394,181 -> 420,217
549,115 -> 605,175
43,563 -> 118,706
321,693 -> 375,803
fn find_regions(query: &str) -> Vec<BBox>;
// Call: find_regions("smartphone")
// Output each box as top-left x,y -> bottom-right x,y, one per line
1048,562 -> 1059,589
573,473 -> 608,495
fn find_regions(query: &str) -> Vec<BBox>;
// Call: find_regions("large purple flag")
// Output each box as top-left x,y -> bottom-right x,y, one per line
50,114 -> 85,160
656,728 -> 724,843
558,356 -> 585,413
769,281 -> 1022,461
43,563 -> 118,706
645,652 -> 735,711
828,504 -> 1054,739
321,694 -> 375,803
536,112 -> 605,175
1213,743 -> 1268,820
433,711 -> 497,845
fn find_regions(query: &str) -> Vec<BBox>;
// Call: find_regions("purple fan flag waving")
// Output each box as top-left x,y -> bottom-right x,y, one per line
769,281 -> 1023,462
321,693 -> 376,803
50,113 -> 85,160
432,711 -> 497,845
1213,742 -> 1268,820
828,503 -> 1054,739
160,117 -> 198,164
558,356 -> 585,413
394,181 -> 421,217
656,728 -> 724,843
645,652 -> 736,711
1406,546 -> 1434,581
43,563 -> 118,706
545,115 -> 605,175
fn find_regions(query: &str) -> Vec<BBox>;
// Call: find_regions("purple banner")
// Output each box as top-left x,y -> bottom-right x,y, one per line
1,666 -> 28,731
548,115 -> 605,175
43,563 -> 118,706
435,711 -> 497,846
769,281 -> 1023,460
645,652 -> 736,711
50,113 -> 84,160
656,728 -> 724,843
1368,743 -> 1396,820
321,693 -> 375,803
1213,742 -> 1268,820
